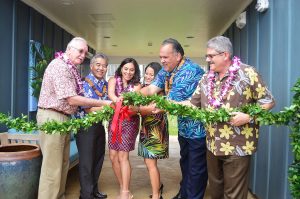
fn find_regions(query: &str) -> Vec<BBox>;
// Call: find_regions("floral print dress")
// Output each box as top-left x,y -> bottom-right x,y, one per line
108,78 -> 140,152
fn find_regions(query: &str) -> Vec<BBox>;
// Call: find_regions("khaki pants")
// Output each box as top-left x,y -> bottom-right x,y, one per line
207,150 -> 251,199
37,109 -> 70,199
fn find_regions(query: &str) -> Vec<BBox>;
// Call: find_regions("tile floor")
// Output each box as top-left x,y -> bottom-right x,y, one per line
65,136 -> 256,199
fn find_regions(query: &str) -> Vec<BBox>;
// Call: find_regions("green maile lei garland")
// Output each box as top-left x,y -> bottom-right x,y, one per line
0,94 -> 296,134
0,78 -> 300,198
0,78 -> 299,136
0,106 -> 114,134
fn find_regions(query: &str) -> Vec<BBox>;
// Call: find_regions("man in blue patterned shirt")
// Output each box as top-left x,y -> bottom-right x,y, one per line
76,53 -> 109,199
140,38 -> 207,199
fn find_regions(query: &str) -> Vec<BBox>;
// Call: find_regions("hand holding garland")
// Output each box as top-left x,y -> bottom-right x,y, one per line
0,80 -> 298,133
0,105 -> 114,134
0,78 -> 299,198
122,92 -> 295,126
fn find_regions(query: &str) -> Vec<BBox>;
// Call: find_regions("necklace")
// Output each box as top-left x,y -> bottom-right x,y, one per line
207,56 -> 241,108
165,57 -> 185,95
55,51 -> 83,95
115,75 -> 134,96
85,77 -> 107,97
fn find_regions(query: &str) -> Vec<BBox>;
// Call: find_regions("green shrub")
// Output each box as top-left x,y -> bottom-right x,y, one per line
289,162 -> 300,198
289,79 -> 300,199
30,44 -> 53,99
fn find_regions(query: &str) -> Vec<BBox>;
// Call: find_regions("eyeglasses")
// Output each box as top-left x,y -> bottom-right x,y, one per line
71,46 -> 88,56
205,52 -> 224,59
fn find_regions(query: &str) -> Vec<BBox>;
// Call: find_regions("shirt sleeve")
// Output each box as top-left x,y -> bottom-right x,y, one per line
169,67 -> 204,101
190,81 -> 202,107
249,67 -> 275,105
151,69 -> 166,89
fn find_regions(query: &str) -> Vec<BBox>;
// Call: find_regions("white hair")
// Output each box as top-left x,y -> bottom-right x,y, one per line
66,37 -> 87,51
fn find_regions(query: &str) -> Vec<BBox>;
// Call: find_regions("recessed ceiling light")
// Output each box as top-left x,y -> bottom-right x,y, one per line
61,0 -> 74,6
104,36 -> 111,39
112,45 -> 118,47
186,36 -> 194,39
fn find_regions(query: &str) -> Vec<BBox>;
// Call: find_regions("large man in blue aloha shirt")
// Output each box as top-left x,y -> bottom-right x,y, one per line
140,38 -> 207,199
76,53 -> 109,199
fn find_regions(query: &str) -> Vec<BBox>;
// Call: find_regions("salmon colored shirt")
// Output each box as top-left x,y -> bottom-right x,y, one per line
38,58 -> 78,114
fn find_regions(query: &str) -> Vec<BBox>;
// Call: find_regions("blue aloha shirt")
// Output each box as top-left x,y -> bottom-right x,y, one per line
152,58 -> 206,138
76,73 -> 109,119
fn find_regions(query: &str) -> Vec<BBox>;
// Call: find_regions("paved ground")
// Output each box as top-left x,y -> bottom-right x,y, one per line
65,136 -> 256,199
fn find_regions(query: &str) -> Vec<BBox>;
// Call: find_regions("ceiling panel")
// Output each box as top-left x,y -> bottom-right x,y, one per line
22,0 -> 253,57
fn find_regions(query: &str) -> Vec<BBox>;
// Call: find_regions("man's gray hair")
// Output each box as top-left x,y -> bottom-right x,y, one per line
90,53 -> 109,66
207,36 -> 233,57
66,37 -> 87,51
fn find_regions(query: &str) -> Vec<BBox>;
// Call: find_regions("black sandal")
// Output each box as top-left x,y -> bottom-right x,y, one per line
149,184 -> 164,198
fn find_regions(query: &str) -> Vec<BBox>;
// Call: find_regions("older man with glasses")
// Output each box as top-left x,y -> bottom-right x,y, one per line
190,36 -> 275,199
37,37 -> 112,199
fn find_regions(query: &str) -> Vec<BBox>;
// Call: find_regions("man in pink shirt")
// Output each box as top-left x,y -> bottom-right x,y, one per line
37,37 -> 111,199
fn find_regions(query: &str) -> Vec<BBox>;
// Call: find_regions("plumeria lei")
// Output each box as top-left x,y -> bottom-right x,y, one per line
115,75 -> 134,96
55,51 -> 84,95
207,56 -> 241,108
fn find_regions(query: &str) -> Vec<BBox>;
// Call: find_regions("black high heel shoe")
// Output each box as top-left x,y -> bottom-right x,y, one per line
149,184 -> 164,198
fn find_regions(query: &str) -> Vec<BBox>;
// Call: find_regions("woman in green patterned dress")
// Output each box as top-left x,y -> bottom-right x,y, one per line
137,62 -> 169,199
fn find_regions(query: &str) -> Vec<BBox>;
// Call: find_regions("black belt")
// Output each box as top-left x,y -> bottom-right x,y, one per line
38,107 -> 70,117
